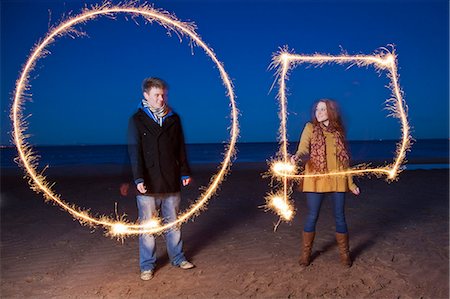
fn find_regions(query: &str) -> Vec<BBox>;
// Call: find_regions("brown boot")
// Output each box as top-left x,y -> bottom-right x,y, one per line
299,231 -> 315,267
335,232 -> 352,267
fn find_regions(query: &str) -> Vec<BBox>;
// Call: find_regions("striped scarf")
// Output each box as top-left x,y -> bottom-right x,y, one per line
142,99 -> 170,126
310,123 -> 349,173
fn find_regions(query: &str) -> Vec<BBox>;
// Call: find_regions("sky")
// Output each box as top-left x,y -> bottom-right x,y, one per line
1,0 -> 449,145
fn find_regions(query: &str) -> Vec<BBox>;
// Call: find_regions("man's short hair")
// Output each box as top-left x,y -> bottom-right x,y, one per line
142,77 -> 169,93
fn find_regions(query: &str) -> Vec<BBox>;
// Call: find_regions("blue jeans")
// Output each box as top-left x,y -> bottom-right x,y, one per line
137,193 -> 186,271
303,192 -> 348,234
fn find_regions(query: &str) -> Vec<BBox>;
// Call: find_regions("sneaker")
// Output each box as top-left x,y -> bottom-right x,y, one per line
178,260 -> 195,270
140,270 -> 154,281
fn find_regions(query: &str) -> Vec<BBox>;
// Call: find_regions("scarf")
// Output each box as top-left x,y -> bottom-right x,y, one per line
310,123 -> 349,173
141,99 -> 170,126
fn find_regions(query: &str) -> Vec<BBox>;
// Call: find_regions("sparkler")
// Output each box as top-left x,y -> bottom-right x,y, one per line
11,2 -> 239,237
267,47 -> 411,221
268,195 -> 294,221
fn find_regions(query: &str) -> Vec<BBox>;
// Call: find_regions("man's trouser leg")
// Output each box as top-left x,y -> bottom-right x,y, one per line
161,193 -> 186,266
137,194 -> 157,271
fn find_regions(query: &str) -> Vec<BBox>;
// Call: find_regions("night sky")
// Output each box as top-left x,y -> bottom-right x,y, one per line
1,0 -> 448,145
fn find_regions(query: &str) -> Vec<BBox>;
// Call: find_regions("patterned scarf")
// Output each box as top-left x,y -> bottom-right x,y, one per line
142,99 -> 170,126
310,123 -> 349,173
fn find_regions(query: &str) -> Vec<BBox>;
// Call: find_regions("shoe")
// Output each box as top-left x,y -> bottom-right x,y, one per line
178,260 -> 195,269
336,232 -> 352,267
140,270 -> 154,281
299,231 -> 315,267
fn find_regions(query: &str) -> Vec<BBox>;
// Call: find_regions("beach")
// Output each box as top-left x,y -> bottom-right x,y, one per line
1,163 -> 448,298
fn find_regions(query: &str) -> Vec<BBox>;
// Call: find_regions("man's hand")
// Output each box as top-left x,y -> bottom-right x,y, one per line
137,182 -> 147,194
351,186 -> 360,196
182,177 -> 191,186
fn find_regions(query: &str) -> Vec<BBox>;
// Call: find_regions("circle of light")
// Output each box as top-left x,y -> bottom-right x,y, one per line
267,49 -> 411,221
11,3 -> 239,236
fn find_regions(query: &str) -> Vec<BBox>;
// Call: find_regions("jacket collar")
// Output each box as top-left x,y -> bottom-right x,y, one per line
137,109 -> 177,136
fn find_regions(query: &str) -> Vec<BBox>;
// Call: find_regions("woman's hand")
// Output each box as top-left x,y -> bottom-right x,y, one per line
351,186 -> 360,196
290,155 -> 298,165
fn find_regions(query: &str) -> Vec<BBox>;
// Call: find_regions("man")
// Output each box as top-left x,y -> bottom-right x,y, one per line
128,77 -> 194,281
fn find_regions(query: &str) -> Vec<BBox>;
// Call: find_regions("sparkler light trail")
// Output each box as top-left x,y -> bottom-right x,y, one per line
11,2 -> 239,237
267,47 -> 411,221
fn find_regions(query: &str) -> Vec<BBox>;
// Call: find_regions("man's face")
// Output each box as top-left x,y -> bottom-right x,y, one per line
143,87 -> 167,108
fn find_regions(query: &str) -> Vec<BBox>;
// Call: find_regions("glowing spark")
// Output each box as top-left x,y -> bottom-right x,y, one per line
11,3 -> 239,237
112,223 -> 128,235
267,46 -> 411,221
142,219 -> 161,230
272,161 -> 296,175
269,196 -> 294,221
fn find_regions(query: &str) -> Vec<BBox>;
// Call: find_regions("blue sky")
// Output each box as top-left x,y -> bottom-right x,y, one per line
1,0 -> 448,145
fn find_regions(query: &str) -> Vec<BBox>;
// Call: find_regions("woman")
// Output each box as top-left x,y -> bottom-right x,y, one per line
291,99 -> 360,267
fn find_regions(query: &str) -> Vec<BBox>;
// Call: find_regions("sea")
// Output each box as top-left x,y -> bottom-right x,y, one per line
1,139 -> 448,170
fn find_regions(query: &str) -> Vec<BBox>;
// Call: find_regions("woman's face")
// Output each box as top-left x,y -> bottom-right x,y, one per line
315,101 -> 329,123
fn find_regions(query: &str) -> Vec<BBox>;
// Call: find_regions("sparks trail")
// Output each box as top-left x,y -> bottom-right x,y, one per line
11,2 -> 239,238
266,47 -> 411,222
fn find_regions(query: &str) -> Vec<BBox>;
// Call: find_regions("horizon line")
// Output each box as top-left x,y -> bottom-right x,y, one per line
1,138 -> 449,148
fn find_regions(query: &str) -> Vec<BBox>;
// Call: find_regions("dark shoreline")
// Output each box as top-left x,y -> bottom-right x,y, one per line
2,139 -> 448,169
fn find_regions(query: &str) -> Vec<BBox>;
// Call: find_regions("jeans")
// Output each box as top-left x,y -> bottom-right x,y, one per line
136,193 -> 186,271
303,192 -> 348,233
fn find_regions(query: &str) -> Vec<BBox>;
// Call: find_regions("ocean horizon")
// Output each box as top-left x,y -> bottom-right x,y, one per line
1,139 -> 448,170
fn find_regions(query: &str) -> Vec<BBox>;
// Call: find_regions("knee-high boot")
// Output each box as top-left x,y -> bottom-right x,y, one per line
335,232 -> 352,267
299,231 -> 315,267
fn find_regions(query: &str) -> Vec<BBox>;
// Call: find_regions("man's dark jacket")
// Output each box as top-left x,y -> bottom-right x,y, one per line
128,109 -> 191,194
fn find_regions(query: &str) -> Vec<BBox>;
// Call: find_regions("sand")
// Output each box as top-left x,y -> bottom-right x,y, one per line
1,163 -> 449,298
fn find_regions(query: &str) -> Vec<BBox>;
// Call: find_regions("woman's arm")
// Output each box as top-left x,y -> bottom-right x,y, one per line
293,122 -> 313,161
